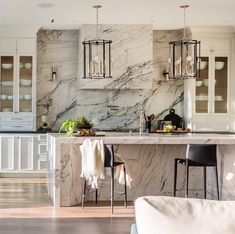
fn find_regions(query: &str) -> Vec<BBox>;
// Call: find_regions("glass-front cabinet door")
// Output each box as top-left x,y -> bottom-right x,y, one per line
0,56 -> 14,113
195,55 -> 228,114
18,56 -> 33,113
214,56 -> 228,113
195,56 -> 209,113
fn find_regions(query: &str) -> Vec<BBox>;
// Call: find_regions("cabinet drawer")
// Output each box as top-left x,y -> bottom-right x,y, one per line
0,116 -> 34,122
0,124 -> 34,131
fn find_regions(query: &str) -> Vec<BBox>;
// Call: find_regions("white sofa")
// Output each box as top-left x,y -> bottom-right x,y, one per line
132,196 -> 235,234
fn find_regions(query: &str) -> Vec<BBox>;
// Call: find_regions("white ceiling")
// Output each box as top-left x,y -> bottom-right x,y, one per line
1,0 -> 235,29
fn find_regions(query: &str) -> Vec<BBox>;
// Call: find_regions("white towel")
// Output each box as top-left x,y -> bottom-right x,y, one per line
80,139 -> 105,189
114,153 -> 132,188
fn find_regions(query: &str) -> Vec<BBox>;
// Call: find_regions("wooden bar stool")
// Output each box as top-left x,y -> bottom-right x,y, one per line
81,144 -> 128,214
173,144 -> 219,199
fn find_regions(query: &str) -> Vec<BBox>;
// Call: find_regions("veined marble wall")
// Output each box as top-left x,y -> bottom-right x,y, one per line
37,30 -> 78,129
37,27 -> 184,131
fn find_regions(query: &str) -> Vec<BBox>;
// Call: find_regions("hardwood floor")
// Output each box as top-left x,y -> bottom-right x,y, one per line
0,178 -> 135,234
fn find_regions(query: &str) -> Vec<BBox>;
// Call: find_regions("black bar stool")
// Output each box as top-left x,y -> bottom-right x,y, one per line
174,144 -> 219,199
81,144 -> 128,214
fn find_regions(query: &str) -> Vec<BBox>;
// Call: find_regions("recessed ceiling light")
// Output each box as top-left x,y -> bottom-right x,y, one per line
37,3 -> 54,8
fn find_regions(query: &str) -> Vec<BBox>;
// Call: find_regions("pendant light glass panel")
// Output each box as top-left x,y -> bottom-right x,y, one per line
168,39 -> 201,79
83,39 -> 112,79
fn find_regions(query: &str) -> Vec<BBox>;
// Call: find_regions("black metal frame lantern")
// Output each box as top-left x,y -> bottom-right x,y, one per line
83,39 -> 112,79
168,39 -> 201,79
168,5 -> 201,80
82,5 -> 112,79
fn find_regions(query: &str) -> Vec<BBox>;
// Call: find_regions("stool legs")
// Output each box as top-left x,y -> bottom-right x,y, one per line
123,165 -> 127,208
215,166 -> 220,200
204,167 -> 207,199
173,159 -> 178,197
81,178 -> 86,209
81,165 -> 128,213
95,189 -> 98,204
111,167 -> 114,214
186,163 -> 189,198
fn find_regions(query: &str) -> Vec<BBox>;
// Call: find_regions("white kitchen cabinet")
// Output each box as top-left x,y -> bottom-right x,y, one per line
19,136 -> 34,170
0,134 -> 48,173
0,136 -> 15,170
0,48 -> 36,131
184,28 -> 234,132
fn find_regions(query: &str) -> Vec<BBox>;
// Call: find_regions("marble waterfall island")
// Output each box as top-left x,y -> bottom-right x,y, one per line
47,133 -> 235,207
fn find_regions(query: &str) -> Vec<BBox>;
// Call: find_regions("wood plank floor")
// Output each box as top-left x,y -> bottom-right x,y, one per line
0,178 -> 135,234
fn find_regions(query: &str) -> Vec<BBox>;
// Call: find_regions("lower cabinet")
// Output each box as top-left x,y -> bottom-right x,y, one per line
0,134 -> 47,172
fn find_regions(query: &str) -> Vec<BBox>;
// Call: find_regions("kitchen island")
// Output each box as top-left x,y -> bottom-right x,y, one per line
47,132 -> 235,207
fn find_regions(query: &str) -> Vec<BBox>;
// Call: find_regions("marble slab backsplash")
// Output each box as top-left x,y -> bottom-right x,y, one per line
79,24 -> 153,89
36,27 -> 184,131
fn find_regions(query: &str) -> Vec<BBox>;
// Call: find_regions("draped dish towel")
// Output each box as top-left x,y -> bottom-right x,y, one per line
80,139 -> 132,189
113,153 -> 132,188
80,139 -> 105,189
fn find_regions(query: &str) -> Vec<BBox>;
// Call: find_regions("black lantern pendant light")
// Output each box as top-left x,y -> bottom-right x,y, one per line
168,5 -> 201,79
82,5 -> 112,79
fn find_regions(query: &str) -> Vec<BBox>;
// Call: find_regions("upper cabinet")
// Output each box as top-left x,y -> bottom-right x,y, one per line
184,27 -> 234,132
0,37 -> 36,132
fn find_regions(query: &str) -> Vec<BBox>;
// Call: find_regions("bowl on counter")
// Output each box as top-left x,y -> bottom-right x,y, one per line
24,94 -> 32,100
21,108 -> 32,112
19,94 -> 23,100
203,79 -> 209,86
2,108 -> 12,112
215,61 -> 225,70
19,63 -> 24,69
1,81 -> 13,86
24,63 -> 32,69
20,79 -> 32,86
2,63 -> 13,69
196,95 -> 208,101
215,95 -> 223,101
0,95 -> 7,100
7,95 -> 13,100
200,61 -> 207,70
196,81 -> 203,87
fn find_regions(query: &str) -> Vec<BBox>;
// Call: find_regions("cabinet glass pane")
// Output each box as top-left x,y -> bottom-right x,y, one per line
195,57 -> 209,113
0,56 -> 14,112
19,56 -> 32,113
214,57 -> 227,113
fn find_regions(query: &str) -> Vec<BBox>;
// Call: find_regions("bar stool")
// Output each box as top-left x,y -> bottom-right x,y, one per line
81,144 -> 128,214
173,144 -> 219,199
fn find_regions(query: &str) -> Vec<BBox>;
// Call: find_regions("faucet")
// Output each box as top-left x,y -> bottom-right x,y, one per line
139,110 -> 145,136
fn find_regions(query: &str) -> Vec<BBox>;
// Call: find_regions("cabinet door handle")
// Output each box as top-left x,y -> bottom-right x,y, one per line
11,118 -> 22,120
12,126 -> 23,128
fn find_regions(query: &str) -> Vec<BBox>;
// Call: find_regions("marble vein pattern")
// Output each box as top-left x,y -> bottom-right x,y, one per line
47,134 -> 235,207
37,30 -> 78,130
36,28 -> 184,131
79,24 -> 153,89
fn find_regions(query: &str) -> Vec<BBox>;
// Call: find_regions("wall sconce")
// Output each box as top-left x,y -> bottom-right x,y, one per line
162,70 -> 169,80
50,66 -> 57,81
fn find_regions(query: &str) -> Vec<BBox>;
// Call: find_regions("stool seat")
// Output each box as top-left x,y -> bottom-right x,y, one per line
174,144 -> 219,199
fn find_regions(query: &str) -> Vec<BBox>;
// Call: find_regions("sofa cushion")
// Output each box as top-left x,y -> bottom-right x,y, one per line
135,196 -> 235,234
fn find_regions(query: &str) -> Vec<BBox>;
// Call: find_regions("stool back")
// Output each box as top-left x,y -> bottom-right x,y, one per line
104,145 -> 114,168
186,144 -> 217,166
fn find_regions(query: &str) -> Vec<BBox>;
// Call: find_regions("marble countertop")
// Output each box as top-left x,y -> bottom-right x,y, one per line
48,132 -> 235,145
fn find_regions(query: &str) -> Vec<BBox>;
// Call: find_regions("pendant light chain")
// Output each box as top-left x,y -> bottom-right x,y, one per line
96,6 -> 99,40
183,6 -> 186,39
181,5 -> 189,40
